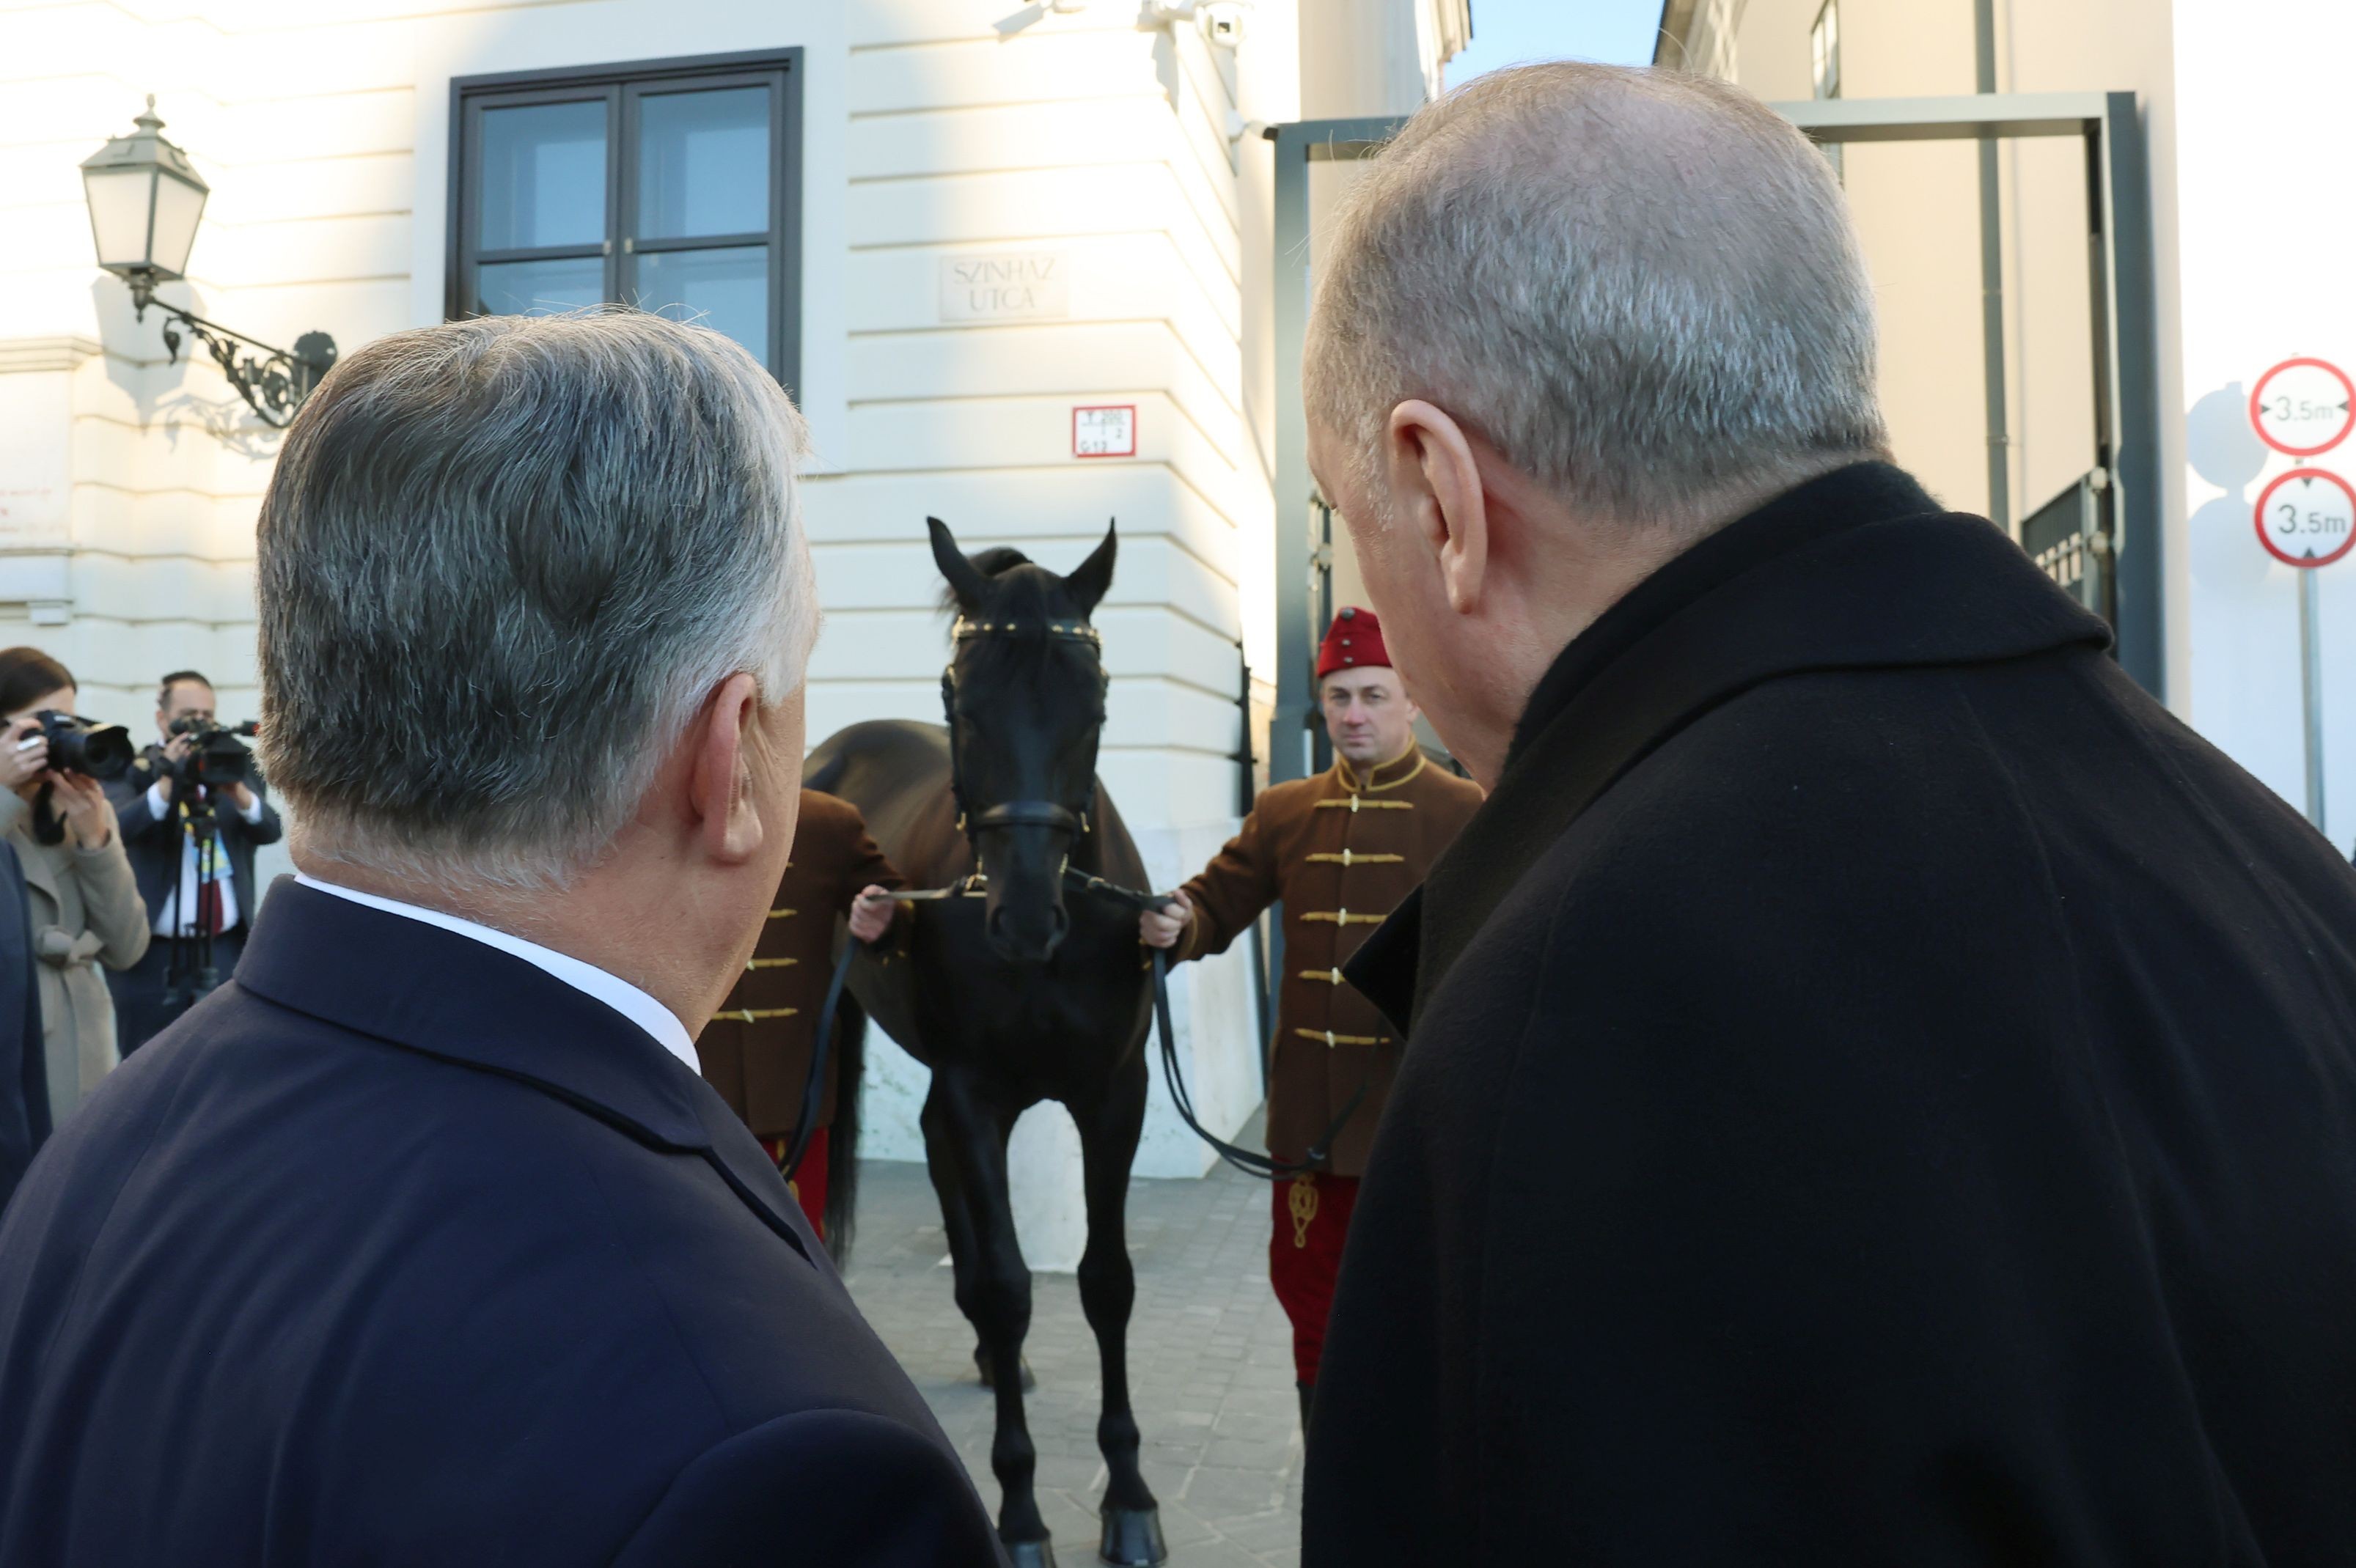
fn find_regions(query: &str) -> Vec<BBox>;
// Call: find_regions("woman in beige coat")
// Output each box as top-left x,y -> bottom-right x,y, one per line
0,649 -> 148,1125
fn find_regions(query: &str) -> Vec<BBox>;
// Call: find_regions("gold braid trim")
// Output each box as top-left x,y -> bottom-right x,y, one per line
730,1007 -> 799,1023
1305,850 -> 1405,866
1299,910 -> 1386,926
1288,1174 -> 1318,1248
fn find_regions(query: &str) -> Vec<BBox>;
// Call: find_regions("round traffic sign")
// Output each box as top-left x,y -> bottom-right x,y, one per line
2255,467 -> 2356,567
2250,358 -> 2355,457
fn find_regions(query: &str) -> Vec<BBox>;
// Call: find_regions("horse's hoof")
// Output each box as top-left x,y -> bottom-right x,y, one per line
975,1345 -> 1038,1391
1005,1536 -> 1059,1568
1098,1505 -> 1167,1566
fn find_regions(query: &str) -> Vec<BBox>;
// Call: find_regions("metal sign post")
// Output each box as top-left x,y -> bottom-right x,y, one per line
2254,467 -> 2356,828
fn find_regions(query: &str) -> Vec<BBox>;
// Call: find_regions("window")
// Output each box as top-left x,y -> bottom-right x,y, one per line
1809,1 -> 1843,181
448,50 -> 801,389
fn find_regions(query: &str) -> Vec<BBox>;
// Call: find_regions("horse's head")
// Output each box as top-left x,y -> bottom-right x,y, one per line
930,515 -> 1117,965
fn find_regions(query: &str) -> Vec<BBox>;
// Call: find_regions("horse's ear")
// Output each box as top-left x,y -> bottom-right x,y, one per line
1064,519 -> 1118,617
928,517 -> 991,610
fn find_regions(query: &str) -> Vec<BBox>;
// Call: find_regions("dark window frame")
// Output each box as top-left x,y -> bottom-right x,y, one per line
447,48 -> 804,394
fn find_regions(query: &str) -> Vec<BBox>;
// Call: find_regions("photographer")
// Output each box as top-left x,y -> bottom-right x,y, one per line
0,649 -> 148,1127
105,671 -> 282,1056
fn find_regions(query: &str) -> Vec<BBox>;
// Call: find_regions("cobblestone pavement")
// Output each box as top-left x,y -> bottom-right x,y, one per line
841,1149 -> 1305,1568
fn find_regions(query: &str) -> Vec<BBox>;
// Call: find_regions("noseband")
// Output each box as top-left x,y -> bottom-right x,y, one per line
942,614 -> 1106,845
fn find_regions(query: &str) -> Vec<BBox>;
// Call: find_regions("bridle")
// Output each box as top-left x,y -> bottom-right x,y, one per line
940,613 -> 1106,848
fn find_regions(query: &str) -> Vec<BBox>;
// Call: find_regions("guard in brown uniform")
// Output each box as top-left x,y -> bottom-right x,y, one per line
695,789 -> 903,1243
1142,607 -> 1481,1427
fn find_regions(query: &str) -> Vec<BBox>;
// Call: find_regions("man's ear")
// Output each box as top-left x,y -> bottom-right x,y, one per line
1387,400 -> 1489,615
689,672 -> 767,866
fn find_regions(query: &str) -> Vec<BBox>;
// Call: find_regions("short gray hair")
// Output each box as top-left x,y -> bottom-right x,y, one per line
257,311 -> 818,894
1306,63 -> 1889,526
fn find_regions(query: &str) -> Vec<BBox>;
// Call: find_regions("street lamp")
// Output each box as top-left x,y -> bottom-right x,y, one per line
81,97 -> 337,429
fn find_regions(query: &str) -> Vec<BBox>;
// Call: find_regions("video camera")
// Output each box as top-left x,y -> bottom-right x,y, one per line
164,715 -> 261,791
29,711 -> 133,781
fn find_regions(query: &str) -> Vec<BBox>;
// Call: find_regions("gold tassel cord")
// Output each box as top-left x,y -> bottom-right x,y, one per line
1294,1026 -> 1381,1047
1289,1174 -> 1318,1248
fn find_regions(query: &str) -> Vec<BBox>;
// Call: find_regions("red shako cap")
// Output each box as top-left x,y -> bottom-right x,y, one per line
1315,606 -> 1391,680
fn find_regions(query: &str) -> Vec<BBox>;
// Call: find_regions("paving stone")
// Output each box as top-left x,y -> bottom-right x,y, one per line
843,1156 -> 1309,1567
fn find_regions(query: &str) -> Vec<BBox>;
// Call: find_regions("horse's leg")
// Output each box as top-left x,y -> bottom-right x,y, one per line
920,1083 -> 984,1349
924,1082 -> 1032,1391
1075,1053 -> 1164,1566
924,1071 -> 1052,1565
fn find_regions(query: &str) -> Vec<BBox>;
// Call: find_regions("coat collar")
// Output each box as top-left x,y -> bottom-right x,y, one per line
236,880 -> 811,1259
1345,462 -> 2113,1031
1334,742 -> 1428,795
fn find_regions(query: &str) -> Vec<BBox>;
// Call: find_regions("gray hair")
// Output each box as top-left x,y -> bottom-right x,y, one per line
1306,62 -> 1889,527
256,310 -> 818,895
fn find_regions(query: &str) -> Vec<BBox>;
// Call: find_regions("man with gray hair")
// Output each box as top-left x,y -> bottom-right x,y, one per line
1303,64 -> 2356,1563
0,313 -> 1001,1566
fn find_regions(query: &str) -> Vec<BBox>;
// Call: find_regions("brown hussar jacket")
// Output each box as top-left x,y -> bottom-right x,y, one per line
696,790 -> 906,1140
1174,746 -> 1482,1175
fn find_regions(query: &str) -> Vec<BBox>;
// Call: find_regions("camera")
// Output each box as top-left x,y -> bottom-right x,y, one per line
166,715 -> 260,790
31,711 -> 133,781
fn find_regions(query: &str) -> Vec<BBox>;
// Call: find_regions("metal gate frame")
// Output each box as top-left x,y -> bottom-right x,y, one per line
1265,91 -> 2160,785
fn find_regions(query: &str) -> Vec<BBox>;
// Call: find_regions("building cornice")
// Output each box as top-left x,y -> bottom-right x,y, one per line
0,337 -> 104,375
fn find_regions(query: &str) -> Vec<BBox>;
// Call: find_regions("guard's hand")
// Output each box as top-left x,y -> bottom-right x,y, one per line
1140,891 -> 1192,950
848,886 -> 895,944
0,720 -> 46,792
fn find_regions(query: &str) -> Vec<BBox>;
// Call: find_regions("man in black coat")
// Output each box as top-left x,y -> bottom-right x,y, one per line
1297,63 -> 2356,1564
105,669 -> 285,1053
0,313 -> 1001,1565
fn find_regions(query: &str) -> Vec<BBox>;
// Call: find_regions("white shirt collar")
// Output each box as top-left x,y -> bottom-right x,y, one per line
293,874 -> 701,1075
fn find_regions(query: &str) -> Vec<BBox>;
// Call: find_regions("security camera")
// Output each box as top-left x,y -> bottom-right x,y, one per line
1199,0 -> 1249,45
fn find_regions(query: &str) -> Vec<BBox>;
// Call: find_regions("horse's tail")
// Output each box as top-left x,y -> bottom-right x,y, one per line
823,993 -> 865,1267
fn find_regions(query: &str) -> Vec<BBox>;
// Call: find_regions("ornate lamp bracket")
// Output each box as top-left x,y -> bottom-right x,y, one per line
128,274 -> 336,430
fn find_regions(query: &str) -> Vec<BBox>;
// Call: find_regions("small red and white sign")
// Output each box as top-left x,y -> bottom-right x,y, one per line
2255,467 -> 2356,567
1072,405 -> 1136,459
2250,357 -> 2355,457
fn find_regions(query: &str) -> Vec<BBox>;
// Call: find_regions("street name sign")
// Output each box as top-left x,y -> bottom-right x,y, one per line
939,251 -> 1071,323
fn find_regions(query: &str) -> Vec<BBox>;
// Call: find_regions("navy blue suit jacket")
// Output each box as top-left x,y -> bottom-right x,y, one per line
0,880 -> 1001,1565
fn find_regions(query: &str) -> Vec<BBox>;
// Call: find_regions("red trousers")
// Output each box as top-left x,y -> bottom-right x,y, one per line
1269,1171 -> 1359,1385
760,1126 -> 829,1239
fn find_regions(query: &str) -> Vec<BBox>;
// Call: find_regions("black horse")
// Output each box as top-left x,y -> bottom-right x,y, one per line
805,518 -> 1165,1568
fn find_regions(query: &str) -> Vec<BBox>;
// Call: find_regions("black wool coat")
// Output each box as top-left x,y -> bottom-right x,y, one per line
1307,463 -> 2356,1565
